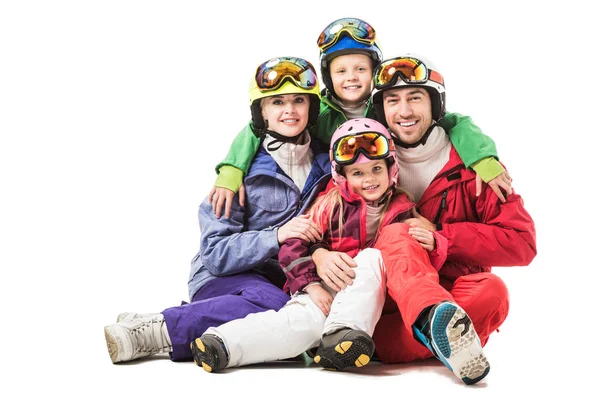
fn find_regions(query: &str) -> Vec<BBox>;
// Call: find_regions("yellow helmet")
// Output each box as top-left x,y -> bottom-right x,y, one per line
249,57 -> 321,130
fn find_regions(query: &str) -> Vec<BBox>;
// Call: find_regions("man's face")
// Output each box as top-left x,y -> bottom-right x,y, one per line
382,87 -> 433,144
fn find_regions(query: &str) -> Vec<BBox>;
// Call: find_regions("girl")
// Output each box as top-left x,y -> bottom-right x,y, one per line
190,118 -> 446,372
210,17 -> 510,220
104,57 -> 332,364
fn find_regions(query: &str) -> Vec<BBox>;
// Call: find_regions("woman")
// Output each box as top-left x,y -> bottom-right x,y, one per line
104,56 -> 332,363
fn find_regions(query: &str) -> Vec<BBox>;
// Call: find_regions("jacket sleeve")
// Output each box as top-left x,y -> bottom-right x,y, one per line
428,231 -> 448,271
198,196 -> 280,276
440,112 -> 499,168
279,238 -> 323,294
214,122 -> 261,175
440,181 -> 537,267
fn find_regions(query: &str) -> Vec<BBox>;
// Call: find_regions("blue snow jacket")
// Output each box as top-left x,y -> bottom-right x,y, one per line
188,143 -> 331,300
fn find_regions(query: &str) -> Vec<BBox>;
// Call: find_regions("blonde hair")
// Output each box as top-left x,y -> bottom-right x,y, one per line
308,184 -> 411,249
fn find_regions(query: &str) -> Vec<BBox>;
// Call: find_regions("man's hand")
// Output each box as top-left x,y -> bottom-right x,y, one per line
305,284 -> 333,316
409,227 -> 436,251
403,211 -> 436,231
312,248 -> 357,292
277,215 -> 322,244
476,171 -> 512,202
208,184 -> 246,219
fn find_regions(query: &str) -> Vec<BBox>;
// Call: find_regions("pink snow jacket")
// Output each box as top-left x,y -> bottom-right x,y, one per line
279,180 -> 446,294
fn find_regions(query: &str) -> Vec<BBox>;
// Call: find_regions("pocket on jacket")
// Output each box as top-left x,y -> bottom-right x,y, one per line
246,178 -> 291,212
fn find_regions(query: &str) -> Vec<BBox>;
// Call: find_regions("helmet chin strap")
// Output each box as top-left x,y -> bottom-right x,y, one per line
260,128 -> 304,151
392,122 -> 438,149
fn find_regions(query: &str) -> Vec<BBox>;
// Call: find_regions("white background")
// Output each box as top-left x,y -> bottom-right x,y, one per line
1,1 -> 597,398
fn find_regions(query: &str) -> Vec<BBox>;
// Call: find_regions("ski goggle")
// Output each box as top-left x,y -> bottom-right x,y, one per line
332,133 -> 390,165
374,57 -> 444,90
255,57 -> 318,93
317,18 -> 376,51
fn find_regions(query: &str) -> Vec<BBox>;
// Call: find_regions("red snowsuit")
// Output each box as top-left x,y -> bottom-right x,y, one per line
373,146 -> 537,363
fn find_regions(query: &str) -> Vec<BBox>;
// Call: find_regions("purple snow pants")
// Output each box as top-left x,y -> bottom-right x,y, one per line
162,272 -> 290,361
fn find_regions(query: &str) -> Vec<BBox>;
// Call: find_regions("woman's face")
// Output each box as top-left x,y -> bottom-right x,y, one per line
261,94 -> 310,137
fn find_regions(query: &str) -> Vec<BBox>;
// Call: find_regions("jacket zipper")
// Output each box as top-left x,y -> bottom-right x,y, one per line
433,190 -> 447,224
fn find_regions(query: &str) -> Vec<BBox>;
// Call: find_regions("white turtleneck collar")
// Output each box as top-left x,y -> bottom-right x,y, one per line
395,126 -> 451,202
262,131 -> 314,192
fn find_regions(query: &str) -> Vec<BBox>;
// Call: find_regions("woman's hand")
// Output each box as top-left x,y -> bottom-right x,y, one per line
277,215 -> 322,244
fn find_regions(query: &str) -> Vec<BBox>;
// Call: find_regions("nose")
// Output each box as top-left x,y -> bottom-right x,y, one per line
284,101 -> 296,113
398,99 -> 412,117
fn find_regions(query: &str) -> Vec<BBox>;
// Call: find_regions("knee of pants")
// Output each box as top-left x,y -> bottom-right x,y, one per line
476,273 -> 509,312
354,248 -> 385,275
455,273 -> 510,332
285,295 -> 327,338
377,223 -> 411,243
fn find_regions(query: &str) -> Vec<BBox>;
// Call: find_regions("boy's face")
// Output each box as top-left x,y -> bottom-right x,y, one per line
383,87 -> 433,145
329,54 -> 373,107
261,94 -> 310,138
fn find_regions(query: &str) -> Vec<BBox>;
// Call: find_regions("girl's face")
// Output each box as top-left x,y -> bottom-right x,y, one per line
343,159 -> 389,202
329,54 -> 373,107
261,94 -> 310,137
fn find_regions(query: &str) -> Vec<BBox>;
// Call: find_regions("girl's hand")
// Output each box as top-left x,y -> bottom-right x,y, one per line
209,184 -> 246,219
312,248 -> 357,292
409,227 -> 436,251
305,284 -> 333,316
277,215 -> 322,244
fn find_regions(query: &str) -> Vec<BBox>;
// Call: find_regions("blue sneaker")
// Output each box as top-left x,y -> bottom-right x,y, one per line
413,302 -> 490,385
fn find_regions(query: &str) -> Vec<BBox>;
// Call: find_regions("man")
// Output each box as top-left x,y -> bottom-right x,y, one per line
313,54 -> 536,385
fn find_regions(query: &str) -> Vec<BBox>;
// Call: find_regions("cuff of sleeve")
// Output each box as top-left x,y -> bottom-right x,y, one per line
303,282 -> 321,292
215,165 -> 244,192
471,157 -> 505,183
308,243 -> 329,255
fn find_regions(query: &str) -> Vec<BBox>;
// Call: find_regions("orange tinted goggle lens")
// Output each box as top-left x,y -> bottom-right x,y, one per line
317,17 -> 375,50
374,57 -> 429,89
255,57 -> 318,92
333,133 -> 390,165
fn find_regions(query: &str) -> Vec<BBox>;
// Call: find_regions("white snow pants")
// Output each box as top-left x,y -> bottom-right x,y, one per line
203,248 -> 386,368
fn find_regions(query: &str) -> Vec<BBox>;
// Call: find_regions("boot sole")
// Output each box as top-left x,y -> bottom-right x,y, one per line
431,303 -> 490,385
314,335 -> 374,370
104,327 -> 120,363
190,338 -> 219,372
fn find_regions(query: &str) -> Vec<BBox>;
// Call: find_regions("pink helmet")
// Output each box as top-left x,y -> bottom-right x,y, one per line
329,118 -> 398,189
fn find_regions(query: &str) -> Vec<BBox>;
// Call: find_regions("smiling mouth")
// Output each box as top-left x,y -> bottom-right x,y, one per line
344,85 -> 361,90
281,119 -> 299,123
398,121 -> 417,127
364,184 -> 379,191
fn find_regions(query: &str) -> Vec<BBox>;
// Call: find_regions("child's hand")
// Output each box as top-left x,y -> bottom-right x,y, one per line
475,171 -> 512,202
312,248 -> 357,292
408,227 -> 436,251
305,284 -> 333,316
209,184 -> 246,219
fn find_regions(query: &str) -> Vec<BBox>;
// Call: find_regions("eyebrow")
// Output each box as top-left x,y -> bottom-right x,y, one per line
385,88 -> 426,99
